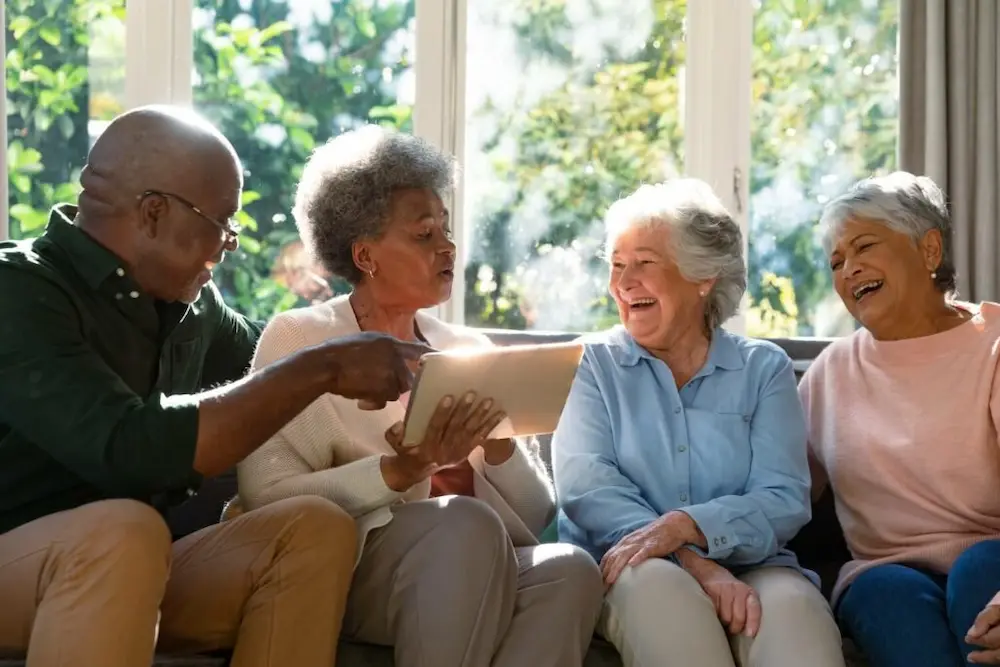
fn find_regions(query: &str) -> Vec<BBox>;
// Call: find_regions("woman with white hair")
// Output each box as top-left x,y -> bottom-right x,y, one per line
552,179 -> 845,667
237,126 -> 603,667
801,171 -> 1000,667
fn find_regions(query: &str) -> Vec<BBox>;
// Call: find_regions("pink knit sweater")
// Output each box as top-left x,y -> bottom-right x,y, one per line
799,302 -> 1000,603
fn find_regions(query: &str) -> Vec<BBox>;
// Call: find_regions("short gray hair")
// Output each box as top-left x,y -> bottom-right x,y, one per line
292,125 -> 456,283
819,171 -> 956,293
605,179 -> 747,331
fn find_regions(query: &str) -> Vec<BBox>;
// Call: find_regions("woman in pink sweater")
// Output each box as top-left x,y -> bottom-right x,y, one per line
800,172 -> 1000,667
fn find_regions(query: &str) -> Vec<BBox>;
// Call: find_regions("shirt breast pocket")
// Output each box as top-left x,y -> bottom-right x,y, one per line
684,408 -> 753,495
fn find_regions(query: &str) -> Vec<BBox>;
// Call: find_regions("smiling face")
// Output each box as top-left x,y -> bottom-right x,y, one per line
608,224 -> 714,349
355,187 -> 456,311
828,217 -> 943,334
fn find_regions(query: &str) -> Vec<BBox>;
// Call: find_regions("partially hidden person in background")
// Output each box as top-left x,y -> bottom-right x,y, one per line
553,179 -> 846,667
0,106 -> 432,667
801,172 -> 1000,667
236,125 -> 604,667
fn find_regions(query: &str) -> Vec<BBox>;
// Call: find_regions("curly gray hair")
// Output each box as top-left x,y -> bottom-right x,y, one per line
605,179 -> 747,332
292,125 -> 456,283
819,171 -> 957,294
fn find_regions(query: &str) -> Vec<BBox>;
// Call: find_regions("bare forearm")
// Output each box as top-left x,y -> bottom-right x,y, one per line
675,547 -> 722,580
193,347 -> 333,477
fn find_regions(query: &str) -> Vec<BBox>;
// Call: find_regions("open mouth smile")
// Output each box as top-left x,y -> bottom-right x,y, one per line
852,280 -> 883,303
628,297 -> 657,311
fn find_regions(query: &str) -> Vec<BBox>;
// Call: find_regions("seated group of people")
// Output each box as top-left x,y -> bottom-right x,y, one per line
0,104 -> 997,667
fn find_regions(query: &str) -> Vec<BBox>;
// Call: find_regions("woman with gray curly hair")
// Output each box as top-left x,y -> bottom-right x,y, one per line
236,125 -> 602,667
801,172 -> 1000,667
553,179 -> 845,667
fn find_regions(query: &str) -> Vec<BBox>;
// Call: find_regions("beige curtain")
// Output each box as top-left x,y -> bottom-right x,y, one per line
899,0 -> 1000,302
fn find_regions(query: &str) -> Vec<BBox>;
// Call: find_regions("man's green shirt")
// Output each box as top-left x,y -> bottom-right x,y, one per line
0,205 -> 262,534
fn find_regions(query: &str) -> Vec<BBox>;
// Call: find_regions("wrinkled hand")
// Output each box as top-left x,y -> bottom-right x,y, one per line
967,591 -> 1000,664
321,332 -> 434,410
600,511 -> 700,587
693,563 -> 761,638
381,392 -> 508,491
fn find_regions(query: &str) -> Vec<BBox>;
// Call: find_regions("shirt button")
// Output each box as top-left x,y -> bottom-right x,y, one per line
678,445 -> 687,453
674,407 -> 681,414
115,268 -> 125,277
679,493 -> 688,502
129,291 -> 140,299
115,293 -> 123,300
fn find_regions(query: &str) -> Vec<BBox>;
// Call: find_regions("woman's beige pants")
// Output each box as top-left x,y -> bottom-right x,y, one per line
600,558 -> 847,667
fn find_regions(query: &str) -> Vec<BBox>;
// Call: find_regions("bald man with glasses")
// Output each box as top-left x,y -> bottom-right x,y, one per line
0,106 -> 432,667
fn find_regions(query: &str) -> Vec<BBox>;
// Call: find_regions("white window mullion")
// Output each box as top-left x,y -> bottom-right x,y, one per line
125,0 -> 193,109
0,1 -> 9,242
413,0 -> 467,325
685,0 -> 752,335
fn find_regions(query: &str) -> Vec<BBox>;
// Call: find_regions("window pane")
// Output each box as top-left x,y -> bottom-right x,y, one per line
193,0 -> 415,321
5,0 -> 125,239
748,0 -> 899,338
463,0 -> 686,331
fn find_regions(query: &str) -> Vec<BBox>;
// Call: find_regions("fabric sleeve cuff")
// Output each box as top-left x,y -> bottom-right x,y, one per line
335,454 -> 405,514
679,504 -> 740,559
483,443 -> 536,486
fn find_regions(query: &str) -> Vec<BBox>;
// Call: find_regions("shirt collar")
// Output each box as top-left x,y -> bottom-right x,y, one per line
610,325 -> 745,375
43,204 -> 129,290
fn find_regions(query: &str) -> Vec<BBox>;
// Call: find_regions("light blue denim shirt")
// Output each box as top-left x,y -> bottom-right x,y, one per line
553,326 -> 815,582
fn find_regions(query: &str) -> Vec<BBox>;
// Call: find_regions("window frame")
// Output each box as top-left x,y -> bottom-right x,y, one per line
0,0 -> 851,339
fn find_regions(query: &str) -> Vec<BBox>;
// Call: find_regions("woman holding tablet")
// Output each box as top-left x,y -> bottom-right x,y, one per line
237,126 -> 602,667
552,179 -> 845,667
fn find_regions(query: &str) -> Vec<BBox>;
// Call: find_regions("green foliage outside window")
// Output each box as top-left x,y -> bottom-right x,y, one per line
4,0 -> 897,336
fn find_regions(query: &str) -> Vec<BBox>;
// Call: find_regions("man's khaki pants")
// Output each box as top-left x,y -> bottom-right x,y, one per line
0,495 -> 357,667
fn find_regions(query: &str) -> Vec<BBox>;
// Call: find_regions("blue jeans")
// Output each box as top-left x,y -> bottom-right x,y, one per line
837,540 -> 1000,667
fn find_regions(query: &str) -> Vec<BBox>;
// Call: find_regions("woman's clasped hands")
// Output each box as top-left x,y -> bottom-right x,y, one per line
380,391 -> 508,492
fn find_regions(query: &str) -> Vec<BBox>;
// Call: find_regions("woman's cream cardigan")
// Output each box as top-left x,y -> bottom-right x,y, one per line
237,295 -> 556,564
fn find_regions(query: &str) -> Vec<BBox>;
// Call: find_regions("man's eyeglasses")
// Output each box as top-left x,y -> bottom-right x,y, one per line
138,190 -> 242,245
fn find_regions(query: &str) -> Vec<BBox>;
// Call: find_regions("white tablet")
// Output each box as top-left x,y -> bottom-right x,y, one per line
401,341 -> 585,446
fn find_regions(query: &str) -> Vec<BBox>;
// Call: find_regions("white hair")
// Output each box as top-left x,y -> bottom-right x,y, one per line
819,171 -> 956,293
605,179 -> 747,331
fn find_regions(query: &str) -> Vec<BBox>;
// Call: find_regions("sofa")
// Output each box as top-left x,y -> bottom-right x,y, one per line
0,333 -> 863,667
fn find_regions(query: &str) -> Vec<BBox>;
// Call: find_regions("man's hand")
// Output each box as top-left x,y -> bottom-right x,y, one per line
319,332 -> 434,409
967,590 -> 1000,664
600,511 -> 701,587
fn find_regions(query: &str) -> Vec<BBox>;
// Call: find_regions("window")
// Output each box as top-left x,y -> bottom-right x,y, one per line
192,0 -> 416,321
0,0 -> 901,339
4,0 -> 125,239
746,0 -> 899,338
462,0 -> 686,332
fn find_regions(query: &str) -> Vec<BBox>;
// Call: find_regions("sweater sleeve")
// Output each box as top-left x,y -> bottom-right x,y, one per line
236,313 -> 403,516
482,436 -> 556,536
991,355 -> 1000,452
